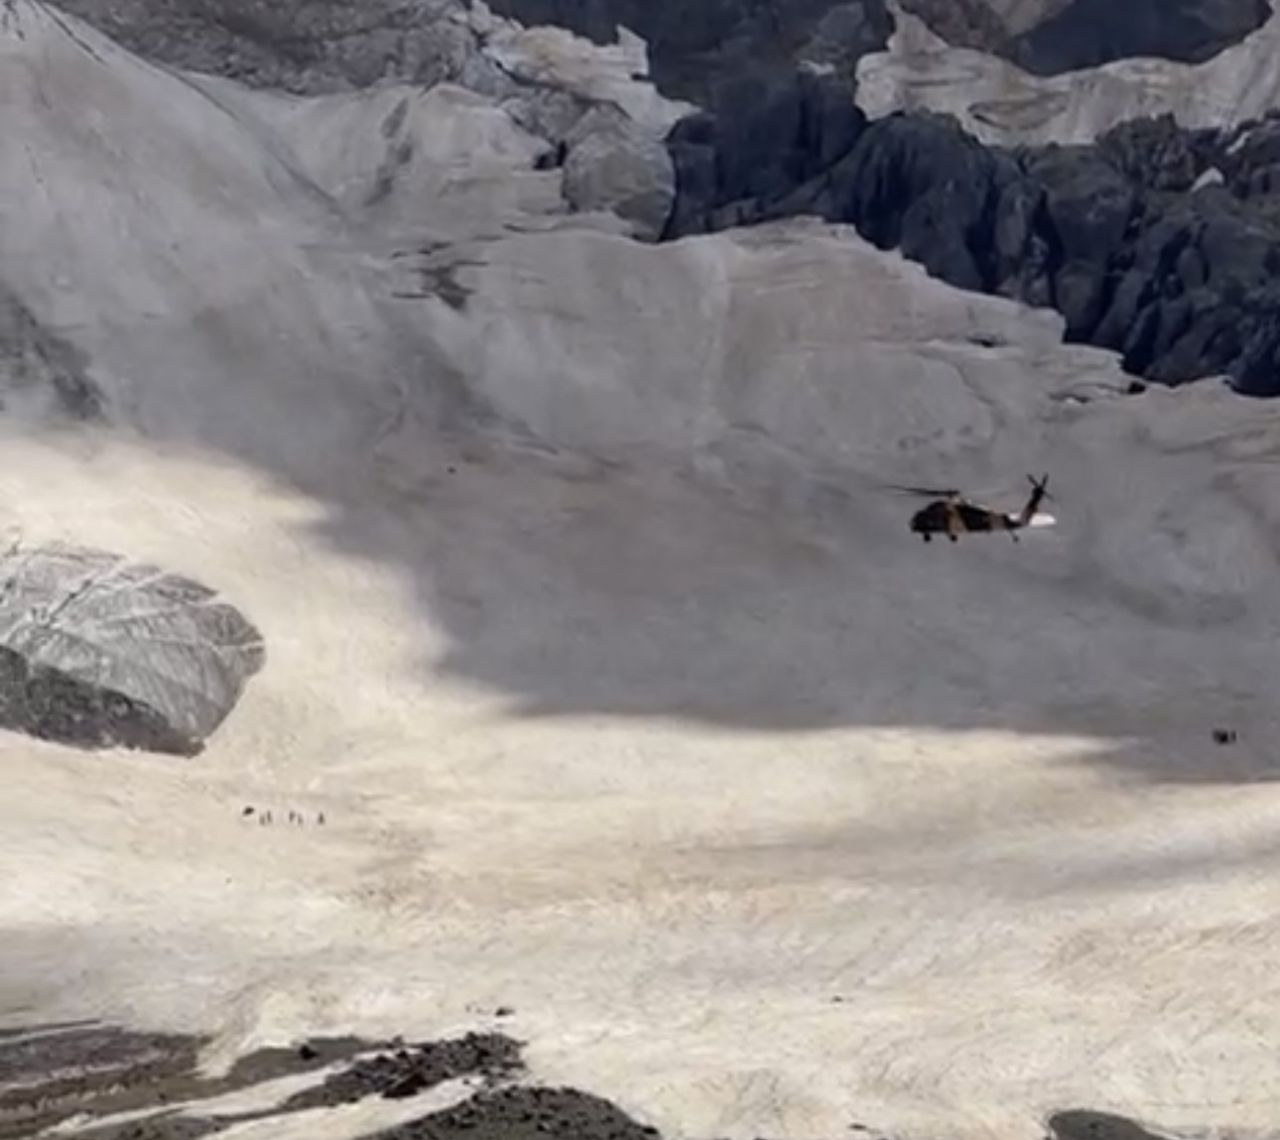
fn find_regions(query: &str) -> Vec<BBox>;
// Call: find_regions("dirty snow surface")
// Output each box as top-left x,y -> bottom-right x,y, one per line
4,3 -> 1280,1140
859,0 -> 1280,145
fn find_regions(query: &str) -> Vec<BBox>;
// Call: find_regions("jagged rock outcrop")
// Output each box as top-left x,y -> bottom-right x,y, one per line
1011,0 -> 1272,75
562,104 -> 676,239
665,108 -> 1280,394
663,67 -> 867,237
10,5 -> 1280,1139
48,0 -> 476,94
0,543 -> 264,756
890,0 -> 1271,75
479,0 -> 1269,102
479,0 -> 894,103
42,0 -> 1280,397
895,0 -> 1019,52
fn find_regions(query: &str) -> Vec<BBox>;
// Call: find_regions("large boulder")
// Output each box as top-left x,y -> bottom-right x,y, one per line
561,105 -> 675,239
0,543 -> 264,756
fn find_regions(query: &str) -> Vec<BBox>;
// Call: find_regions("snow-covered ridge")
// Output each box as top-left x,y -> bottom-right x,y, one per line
858,0 -> 1280,145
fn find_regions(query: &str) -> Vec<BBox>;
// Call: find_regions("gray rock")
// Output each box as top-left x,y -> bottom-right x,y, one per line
665,95 -> 1280,395
0,543 -> 264,756
895,0 -> 1014,54
480,0 -> 893,104
561,105 -> 675,239
782,111 -> 1027,293
1011,0 -> 1272,75
889,0 -> 1269,75
1020,145 -> 1137,266
1049,1109 -> 1175,1140
1013,144 -> 1137,337
1097,113 -> 1218,193
799,2 -> 900,71
482,0 -> 1265,100
36,0 -> 1280,396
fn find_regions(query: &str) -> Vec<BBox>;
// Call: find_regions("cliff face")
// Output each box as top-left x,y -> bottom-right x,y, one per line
666,104 -> 1280,394
895,0 -> 1272,73
44,0 -> 476,93
49,0 -> 1270,103
477,0 -> 1271,95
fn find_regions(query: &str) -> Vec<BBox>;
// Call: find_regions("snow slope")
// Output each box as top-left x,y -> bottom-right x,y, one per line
5,3 -> 1280,1139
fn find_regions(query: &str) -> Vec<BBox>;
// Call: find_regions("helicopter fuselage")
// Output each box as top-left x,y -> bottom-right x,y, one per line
908,475 -> 1053,542
909,498 -> 1017,542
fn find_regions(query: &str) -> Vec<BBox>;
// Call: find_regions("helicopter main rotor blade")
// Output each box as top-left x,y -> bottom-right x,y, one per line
887,483 -> 963,498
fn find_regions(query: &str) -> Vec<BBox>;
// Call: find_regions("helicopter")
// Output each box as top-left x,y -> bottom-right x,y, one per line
898,473 -> 1055,543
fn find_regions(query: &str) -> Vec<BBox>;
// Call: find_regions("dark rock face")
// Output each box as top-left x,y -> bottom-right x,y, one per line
0,646 -> 199,757
666,106 -> 1280,396
1016,119 -> 1280,394
782,113 -> 1036,294
1011,0 -> 1272,75
282,1033 -> 524,1109
0,543 -> 264,756
0,1022 -> 1200,1140
895,0 -> 1014,53
663,68 -> 869,238
1014,144 -> 1139,338
363,1086 -> 664,1140
1,1022 -> 662,1140
479,0 -> 894,104
890,0 -> 1270,74
481,0 -> 1268,96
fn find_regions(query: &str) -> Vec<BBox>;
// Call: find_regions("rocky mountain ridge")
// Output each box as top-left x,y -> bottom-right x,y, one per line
666,101 -> 1280,394
46,0 -> 1275,108
39,0 -> 1280,396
